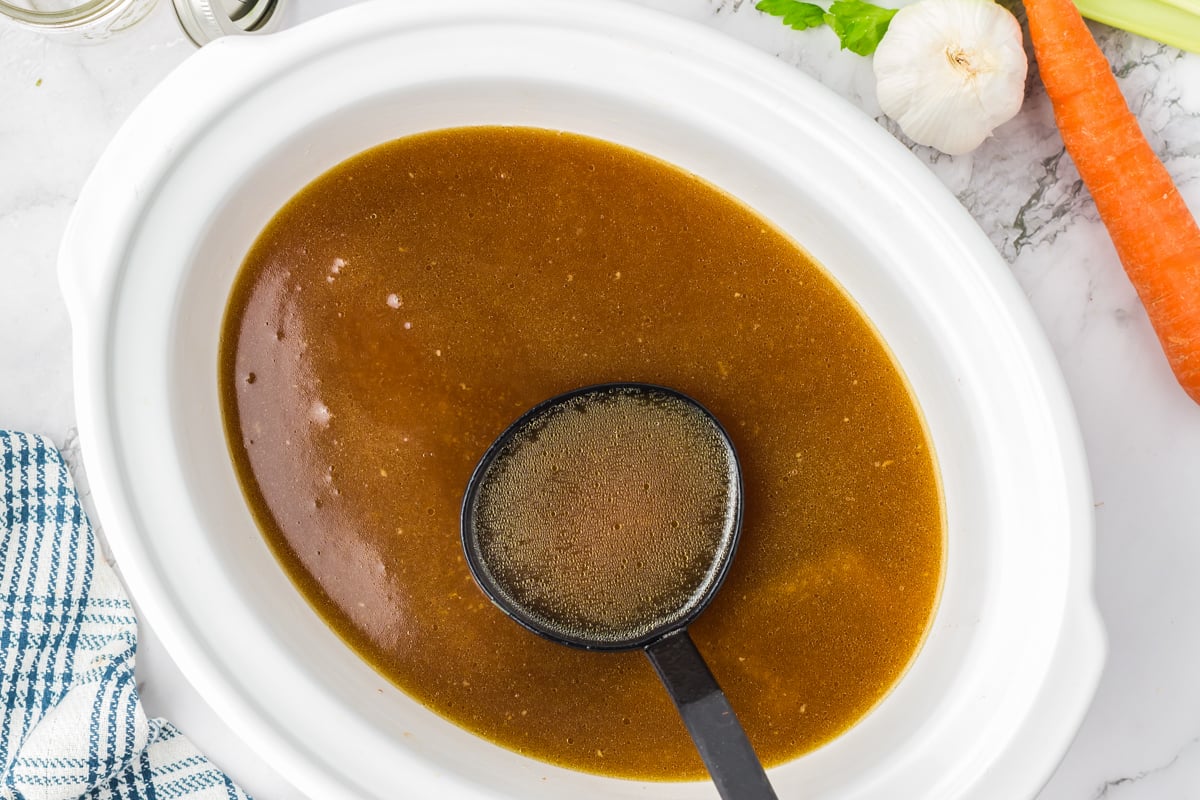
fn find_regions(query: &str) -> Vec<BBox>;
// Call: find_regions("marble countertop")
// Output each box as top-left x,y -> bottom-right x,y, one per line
3,0 -> 1199,797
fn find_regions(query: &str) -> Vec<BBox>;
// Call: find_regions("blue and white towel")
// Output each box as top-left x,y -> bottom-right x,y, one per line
1,430 -> 250,800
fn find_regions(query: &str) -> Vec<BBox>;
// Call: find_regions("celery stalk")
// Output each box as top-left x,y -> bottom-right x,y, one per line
1159,0 -> 1200,16
1074,0 -> 1200,54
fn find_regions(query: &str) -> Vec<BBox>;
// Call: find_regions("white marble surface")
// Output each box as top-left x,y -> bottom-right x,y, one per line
3,0 -> 1200,797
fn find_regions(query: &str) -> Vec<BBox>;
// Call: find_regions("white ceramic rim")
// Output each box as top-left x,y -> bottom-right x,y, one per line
59,1 -> 1106,798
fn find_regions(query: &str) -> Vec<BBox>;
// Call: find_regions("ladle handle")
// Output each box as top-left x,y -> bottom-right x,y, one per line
644,630 -> 778,800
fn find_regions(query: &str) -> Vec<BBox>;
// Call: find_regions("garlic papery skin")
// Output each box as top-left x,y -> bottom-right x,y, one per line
873,0 -> 1028,155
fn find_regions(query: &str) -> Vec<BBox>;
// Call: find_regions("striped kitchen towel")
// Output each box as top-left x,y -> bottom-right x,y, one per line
0,430 -> 250,800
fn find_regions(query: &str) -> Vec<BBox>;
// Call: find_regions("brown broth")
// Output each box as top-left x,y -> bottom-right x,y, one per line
219,126 -> 944,780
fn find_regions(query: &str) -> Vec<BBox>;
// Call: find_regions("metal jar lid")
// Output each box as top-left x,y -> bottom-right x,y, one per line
172,0 -> 281,46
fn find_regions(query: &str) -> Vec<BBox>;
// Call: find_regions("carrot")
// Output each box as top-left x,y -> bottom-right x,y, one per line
1025,0 -> 1200,404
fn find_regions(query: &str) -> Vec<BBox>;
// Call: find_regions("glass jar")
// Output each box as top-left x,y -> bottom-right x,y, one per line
0,0 -> 160,42
1,0 -> 282,44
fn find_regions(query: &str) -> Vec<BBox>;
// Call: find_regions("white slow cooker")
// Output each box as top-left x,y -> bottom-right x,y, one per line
60,1 -> 1105,797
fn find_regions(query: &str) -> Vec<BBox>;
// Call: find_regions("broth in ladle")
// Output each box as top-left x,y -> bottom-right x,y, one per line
465,384 -> 739,645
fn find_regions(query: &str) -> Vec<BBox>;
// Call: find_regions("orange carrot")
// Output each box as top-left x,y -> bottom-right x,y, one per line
1025,0 -> 1200,404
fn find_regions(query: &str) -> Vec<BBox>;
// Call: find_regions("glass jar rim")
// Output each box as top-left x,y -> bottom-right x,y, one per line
0,0 -> 124,27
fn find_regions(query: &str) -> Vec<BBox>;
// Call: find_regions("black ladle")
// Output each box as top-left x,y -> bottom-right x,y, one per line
461,382 -> 777,800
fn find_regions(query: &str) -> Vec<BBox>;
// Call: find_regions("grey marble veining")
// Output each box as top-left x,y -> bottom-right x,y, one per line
3,1 -> 1200,797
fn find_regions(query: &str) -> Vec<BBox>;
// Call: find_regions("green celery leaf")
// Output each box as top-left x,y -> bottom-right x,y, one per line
824,0 -> 898,55
755,0 -> 827,30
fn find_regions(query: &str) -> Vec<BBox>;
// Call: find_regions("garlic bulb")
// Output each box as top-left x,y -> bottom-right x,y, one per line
873,0 -> 1028,155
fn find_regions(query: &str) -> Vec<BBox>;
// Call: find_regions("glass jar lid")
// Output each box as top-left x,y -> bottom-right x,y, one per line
171,0 -> 280,45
